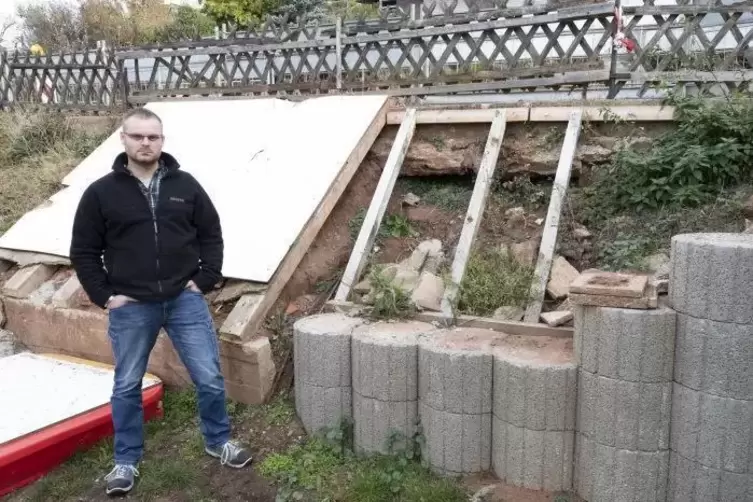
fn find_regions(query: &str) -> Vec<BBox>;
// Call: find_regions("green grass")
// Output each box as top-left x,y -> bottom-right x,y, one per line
457,248 -> 534,316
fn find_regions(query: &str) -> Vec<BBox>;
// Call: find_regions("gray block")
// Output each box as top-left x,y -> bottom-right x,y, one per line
492,416 -> 574,491
293,313 -> 362,387
575,305 -> 676,383
575,434 -> 670,502
351,321 -> 434,401
419,328 -> 502,415
0,330 -> 14,358
493,350 -> 577,431
675,314 -> 753,400
577,370 -> 672,451
670,383 -> 753,474
353,391 -> 418,455
669,451 -> 753,502
670,233 -> 753,323
295,382 -> 352,436
420,402 -> 491,476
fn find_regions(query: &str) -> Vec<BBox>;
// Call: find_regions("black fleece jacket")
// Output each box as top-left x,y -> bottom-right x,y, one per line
70,152 -> 223,308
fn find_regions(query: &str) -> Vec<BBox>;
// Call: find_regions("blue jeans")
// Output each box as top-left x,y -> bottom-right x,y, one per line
107,289 -> 230,465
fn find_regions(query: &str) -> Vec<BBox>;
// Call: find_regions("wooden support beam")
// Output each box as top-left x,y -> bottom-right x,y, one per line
335,108 -> 417,302
325,300 -> 573,338
237,101 -> 389,342
523,109 -> 583,323
385,105 -> 675,125
440,109 -> 507,318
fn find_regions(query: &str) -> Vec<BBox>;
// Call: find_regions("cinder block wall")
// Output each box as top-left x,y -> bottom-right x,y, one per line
292,233 -> 753,501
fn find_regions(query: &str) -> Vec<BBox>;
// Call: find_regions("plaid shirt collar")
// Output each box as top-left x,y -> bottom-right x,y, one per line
133,161 -> 167,216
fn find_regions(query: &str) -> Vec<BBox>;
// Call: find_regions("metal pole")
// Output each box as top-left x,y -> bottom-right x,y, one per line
335,17 -> 342,91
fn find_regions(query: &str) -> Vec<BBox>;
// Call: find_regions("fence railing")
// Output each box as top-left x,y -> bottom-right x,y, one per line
1,0 -> 752,110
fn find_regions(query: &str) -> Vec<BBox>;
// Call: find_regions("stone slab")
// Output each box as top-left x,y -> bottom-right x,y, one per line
574,305 -> 676,383
570,271 -> 648,298
492,417 -> 574,491
540,310 -> 573,327
569,283 -> 658,309
546,256 -> 580,300
51,274 -> 86,308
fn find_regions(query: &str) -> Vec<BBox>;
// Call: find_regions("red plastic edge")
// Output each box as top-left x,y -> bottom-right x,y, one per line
0,384 -> 164,497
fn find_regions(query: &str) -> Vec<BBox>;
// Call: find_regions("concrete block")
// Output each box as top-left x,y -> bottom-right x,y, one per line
540,310 -> 573,327
668,451 -> 753,502
351,321 -> 433,401
569,283 -> 658,309
295,382 -> 352,435
575,434 -> 669,502
293,313 -> 362,388
353,391 -> 418,455
419,328 -> 502,414
219,337 -> 276,404
492,417 -> 574,491
575,305 -> 676,383
420,402 -> 491,476
577,370 -> 672,451
670,383 -> 753,474
675,314 -> 753,400
51,274 -> 86,308
2,264 -> 56,299
492,335 -> 576,431
671,233 -> 753,323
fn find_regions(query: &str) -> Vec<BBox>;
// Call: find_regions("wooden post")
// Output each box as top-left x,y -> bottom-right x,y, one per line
335,108 -> 417,301
335,17 -> 343,91
440,109 -> 507,318
523,109 -> 583,323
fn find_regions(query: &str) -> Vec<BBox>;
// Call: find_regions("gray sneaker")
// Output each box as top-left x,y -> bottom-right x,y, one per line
205,440 -> 253,468
104,464 -> 139,495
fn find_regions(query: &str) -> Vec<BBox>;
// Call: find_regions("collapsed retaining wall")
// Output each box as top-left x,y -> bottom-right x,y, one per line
293,232 -> 753,501
0,266 -> 276,405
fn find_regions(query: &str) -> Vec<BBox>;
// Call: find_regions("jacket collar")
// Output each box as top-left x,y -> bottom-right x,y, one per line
112,152 -> 181,175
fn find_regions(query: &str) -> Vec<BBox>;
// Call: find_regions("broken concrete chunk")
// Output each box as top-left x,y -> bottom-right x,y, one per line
393,267 -> 420,293
401,247 -> 429,271
353,279 -> 372,294
411,272 -> 445,311
2,264 -> 57,299
546,256 -> 580,300
511,240 -> 538,267
493,306 -> 524,321
540,310 -> 573,327
505,207 -> 526,225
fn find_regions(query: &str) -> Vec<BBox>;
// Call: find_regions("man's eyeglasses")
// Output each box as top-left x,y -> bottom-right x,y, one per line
124,133 -> 163,143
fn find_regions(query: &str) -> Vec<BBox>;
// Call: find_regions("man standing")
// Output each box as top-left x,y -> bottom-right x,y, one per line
70,108 -> 252,496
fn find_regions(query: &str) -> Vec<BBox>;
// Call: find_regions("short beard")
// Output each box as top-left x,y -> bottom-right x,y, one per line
127,152 -> 160,169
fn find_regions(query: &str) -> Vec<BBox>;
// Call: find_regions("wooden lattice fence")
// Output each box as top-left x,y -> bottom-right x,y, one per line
2,0 -> 752,110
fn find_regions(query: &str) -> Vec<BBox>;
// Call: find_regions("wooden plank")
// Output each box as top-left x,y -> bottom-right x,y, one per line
335,108 -> 417,302
325,300 -> 573,338
524,110 -> 583,323
440,109 -> 507,318
387,107 -> 528,125
532,105 -> 674,122
387,106 -> 676,125
238,100 -> 389,341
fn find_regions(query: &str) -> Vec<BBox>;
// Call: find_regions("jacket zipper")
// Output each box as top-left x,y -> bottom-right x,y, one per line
133,172 -> 164,295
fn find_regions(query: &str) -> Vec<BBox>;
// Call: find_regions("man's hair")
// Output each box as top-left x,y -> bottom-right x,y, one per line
122,107 -> 163,128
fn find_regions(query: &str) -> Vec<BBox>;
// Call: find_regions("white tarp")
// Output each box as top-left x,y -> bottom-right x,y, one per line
0,352 -> 159,444
0,95 -> 387,283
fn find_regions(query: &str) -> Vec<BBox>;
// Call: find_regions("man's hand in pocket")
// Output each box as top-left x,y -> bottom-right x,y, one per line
106,295 -> 136,310
185,280 -> 201,293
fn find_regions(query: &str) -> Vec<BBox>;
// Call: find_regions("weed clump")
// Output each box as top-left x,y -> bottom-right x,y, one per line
367,265 -> 416,320
458,248 -> 534,316
585,93 -> 753,215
